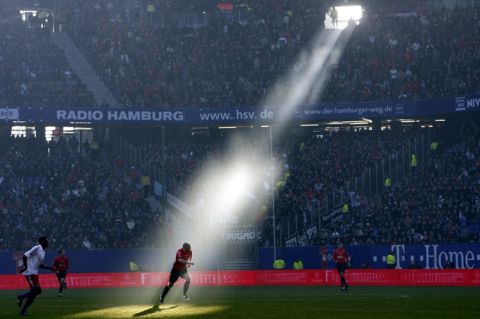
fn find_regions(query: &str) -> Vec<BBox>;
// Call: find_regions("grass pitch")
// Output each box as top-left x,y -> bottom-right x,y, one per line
0,286 -> 479,318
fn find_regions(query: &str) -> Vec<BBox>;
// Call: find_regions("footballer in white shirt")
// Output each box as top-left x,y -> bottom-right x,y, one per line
17,236 -> 53,316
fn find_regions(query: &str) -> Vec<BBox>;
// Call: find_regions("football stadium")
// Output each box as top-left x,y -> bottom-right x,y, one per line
0,0 -> 480,318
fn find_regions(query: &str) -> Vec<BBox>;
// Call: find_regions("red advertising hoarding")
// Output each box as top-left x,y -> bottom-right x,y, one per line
1,270 -> 478,290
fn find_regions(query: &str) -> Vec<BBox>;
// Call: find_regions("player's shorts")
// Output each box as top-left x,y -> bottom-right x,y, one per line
336,263 -> 346,274
169,267 -> 190,285
25,274 -> 40,288
56,270 -> 68,280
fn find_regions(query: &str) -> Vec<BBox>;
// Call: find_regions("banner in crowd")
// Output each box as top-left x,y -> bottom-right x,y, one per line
260,244 -> 480,270
1,270 -> 479,289
0,94 -> 478,125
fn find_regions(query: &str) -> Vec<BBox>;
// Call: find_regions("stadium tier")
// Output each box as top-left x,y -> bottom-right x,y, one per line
1,127 -> 478,251
1,0 -> 479,108
63,0 -> 480,107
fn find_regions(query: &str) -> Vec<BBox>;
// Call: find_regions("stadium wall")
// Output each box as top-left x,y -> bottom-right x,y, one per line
1,244 -> 480,275
1,270 -> 479,289
0,249 -> 180,275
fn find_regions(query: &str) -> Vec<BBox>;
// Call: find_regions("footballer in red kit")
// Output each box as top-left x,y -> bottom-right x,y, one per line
156,242 -> 194,307
333,243 -> 350,291
173,247 -> 192,271
52,249 -> 69,297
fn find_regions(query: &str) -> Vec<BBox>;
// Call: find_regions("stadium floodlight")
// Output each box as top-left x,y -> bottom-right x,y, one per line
19,10 -> 38,21
325,5 -> 363,30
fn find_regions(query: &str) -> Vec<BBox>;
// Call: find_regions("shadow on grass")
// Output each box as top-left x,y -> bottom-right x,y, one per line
133,305 -> 179,317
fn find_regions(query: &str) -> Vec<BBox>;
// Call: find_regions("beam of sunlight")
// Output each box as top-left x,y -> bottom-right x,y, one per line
263,26 -> 354,129
178,138 -> 276,268
160,24 -> 355,274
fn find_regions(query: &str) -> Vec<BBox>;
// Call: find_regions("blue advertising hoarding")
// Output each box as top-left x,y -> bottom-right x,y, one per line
259,244 -> 480,270
0,94 -> 478,125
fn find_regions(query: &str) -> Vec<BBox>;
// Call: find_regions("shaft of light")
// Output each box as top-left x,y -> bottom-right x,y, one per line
163,25 -> 354,266
263,27 -> 354,130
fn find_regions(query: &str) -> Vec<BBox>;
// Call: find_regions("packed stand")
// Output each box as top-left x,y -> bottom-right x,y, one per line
0,137 -> 162,251
118,128 -> 419,239
263,129 -> 419,244
65,0 -> 323,108
64,1 -> 480,108
321,7 -> 480,102
0,17 -> 96,107
317,139 -> 480,245
1,129 -> 478,250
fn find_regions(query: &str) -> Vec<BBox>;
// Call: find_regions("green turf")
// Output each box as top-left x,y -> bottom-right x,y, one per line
1,286 -> 479,318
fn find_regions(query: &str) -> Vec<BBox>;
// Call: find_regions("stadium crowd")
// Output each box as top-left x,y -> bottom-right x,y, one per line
0,0 -> 479,251
0,137 -> 161,250
1,1 -> 478,108
0,19 -> 95,107
116,127 -> 479,246
272,129 -> 416,231
62,0 -> 480,107
121,128 -> 415,203
0,127 -> 478,250
312,139 -> 480,245
322,7 -> 480,102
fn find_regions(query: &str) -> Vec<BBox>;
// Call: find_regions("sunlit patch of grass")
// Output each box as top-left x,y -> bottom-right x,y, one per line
66,304 -> 228,318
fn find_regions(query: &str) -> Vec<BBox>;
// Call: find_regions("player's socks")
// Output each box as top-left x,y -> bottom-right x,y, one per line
17,295 -> 24,308
20,296 -> 35,315
183,281 -> 190,296
19,291 -> 31,300
154,295 -> 164,306
160,285 -> 170,302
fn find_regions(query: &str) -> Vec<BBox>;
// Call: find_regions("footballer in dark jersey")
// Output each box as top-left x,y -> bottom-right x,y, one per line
156,242 -> 194,306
